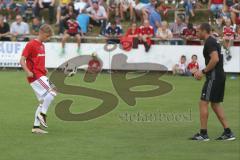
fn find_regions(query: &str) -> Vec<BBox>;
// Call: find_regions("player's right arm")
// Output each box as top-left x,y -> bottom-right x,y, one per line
20,56 -> 34,78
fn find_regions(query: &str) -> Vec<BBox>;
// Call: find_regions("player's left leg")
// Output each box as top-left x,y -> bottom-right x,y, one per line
211,103 -> 236,140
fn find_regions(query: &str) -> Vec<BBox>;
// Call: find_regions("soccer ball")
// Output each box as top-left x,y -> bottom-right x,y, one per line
63,63 -> 78,77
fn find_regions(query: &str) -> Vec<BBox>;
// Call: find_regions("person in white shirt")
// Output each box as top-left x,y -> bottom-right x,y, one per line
156,21 -> 172,45
10,15 -> 30,41
172,55 -> 187,75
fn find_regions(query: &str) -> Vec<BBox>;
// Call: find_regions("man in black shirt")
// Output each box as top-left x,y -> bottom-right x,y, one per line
0,15 -> 10,41
190,23 -> 236,141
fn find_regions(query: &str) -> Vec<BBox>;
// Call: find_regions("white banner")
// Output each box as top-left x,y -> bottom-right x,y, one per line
0,42 -> 239,72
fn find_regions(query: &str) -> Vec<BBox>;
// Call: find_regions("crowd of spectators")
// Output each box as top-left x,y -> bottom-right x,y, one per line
0,0 -> 239,50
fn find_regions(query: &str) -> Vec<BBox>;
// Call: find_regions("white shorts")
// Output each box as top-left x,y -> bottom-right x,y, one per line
30,76 -> 57,102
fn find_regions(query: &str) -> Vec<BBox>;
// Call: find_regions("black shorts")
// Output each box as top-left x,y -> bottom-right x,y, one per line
200,76 -> 226,103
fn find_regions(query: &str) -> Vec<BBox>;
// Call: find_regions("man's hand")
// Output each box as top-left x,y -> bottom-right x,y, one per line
27,71 -> 34,78
194,70 -> 203,80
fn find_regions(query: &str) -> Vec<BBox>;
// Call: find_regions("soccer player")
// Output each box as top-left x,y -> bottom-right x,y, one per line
20,24 -> 57,134
190,23 -> 236,141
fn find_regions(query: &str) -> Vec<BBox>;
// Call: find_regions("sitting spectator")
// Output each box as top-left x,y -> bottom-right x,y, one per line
149,1 -> 163,33
0,0 -> 17,19
231,2 -> 240,29
61,15 -> 82,55
234,25 -> 240,46
107,0 -> 120,17
106,16 -> 122,30
56,0 -> 71,25
216,5 -> 231,28
183,0 -> 195,22
138,19 -> 154,52
208,0 -> 224,18
105,20 -> 123,43
235,25 -> 240,39
0,14 -> 10,41
20,0 -> 38,19
87,0 -> 108,35
59,3 -> 75,34
170,16 -> 187,45
186,54 -> 199,76
119,0 -> 135,20
172,55 -> 187,75
77,8 -> 90,35
223,18 -> 234,61
155,21 -> 172,45
10,15 -> 30,41
142,0 -> 156,20
182,23 -> 200,45
36,0 -> 55,24
126,22 -> 139,37
134,0 -> 150,21
31,17 -> 41,35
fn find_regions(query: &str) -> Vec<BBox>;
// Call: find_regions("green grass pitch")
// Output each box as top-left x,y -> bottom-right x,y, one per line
0,70 -> 239,160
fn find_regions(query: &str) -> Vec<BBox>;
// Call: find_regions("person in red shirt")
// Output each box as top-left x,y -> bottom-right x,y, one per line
138,19 -> 154,52
187,54 -> 199,76
61,14 -> 82,55
182,23 -> 201,45
19,24 -> 56,134
223,18 -> 234,61
126,22 -> 139,38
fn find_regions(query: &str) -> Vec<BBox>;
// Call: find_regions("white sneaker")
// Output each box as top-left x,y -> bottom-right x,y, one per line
32,128 -> 48,134
37,113 -> 48,128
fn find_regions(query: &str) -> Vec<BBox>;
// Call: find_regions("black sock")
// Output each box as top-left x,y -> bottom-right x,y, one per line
224,128 -> 231,134
33,126 -> 40,129
200,129 -> 207,135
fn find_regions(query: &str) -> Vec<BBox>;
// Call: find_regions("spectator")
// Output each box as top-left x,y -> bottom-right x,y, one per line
10,15 -> 30,41
105,20 -> 123,43
0,14 -> 10,41
172,55 -> 187,75
20,0 -> 38,19
170,16 -> 187,45
31,17 -> 41,35
119,0 -> 135,20
87,0 -> 108,35
36,0 -> 55,24
56,0 -> 71,25
126,22 -> 139,37
107,0 -> 120,17
186,54 -> 199,76
106,16 -> 122,30
77,8 -> 90,35
183,0 -> 195,22
138,19 -> 154,52
142,0 -> 156,20
222,18 -> 234,61
59,3 -> 75,34
155,21 -> 172,45
134,0 -> 150,20
0,0 -> 17,19
61,14 -> 82,54
231,2 -> 240,29
149,1 -> 163,33
182,23 -> 199,45
235,25 -> 240,39
208,0 -> 224,18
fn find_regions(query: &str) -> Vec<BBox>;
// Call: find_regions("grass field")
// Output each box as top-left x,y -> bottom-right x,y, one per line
0,70 -> 239,160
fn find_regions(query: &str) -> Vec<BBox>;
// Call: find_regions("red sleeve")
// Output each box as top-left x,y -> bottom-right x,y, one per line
22,42 -> 32,58
126,28 -> 131,36
150,27 -> 154,36
196,63 -> 199,69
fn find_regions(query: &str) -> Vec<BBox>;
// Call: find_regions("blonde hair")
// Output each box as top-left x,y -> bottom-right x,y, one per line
40,24 -> 54,36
